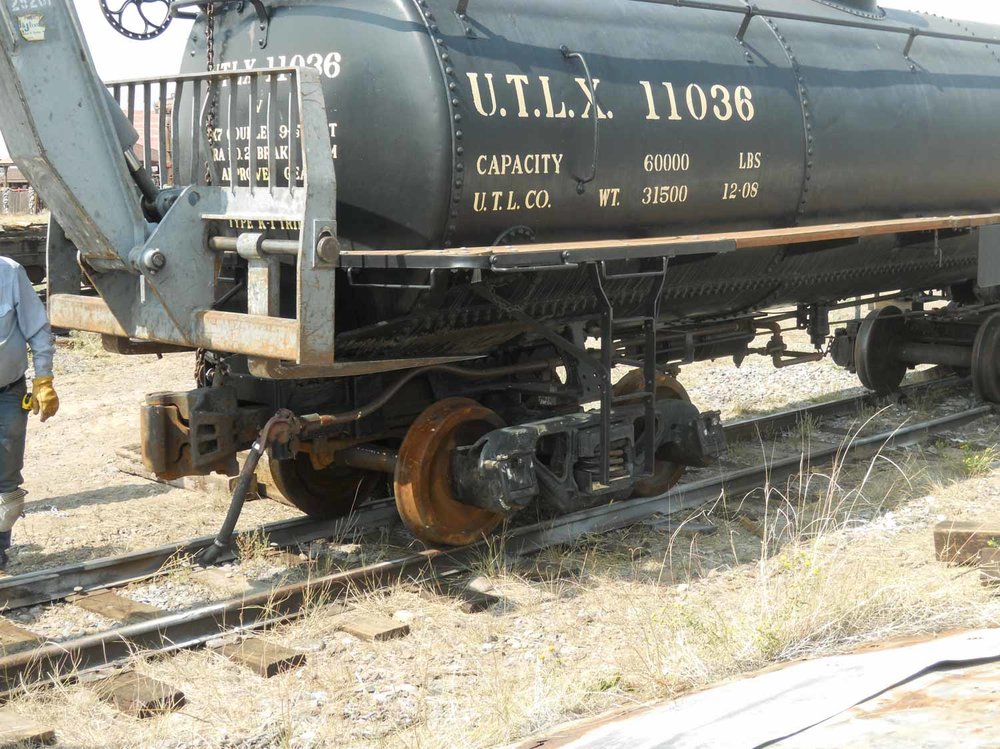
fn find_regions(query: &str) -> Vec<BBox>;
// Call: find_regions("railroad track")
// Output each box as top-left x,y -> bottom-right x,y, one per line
0,374 -> 986,702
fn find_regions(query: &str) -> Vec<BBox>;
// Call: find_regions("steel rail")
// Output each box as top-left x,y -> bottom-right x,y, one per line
0,401 -> 988,696
509,403 -> 993,555
0,499 -> 400,611
723,369 -> 957,443
0,372 -> 961,612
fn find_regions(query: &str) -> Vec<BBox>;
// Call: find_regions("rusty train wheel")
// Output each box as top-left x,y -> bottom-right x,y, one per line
614,369 -> 690,497
268,453 -> 381,519
394,398 -> 505,546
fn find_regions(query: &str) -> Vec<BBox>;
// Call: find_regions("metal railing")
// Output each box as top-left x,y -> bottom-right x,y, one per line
108,66 -> 313,194
49,65 -> 341,368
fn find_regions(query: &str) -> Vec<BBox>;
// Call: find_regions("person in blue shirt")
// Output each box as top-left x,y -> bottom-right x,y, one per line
0,256 -> 58,568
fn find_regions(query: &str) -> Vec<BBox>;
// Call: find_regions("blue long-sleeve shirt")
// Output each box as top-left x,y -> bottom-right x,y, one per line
0,257 -> 53,386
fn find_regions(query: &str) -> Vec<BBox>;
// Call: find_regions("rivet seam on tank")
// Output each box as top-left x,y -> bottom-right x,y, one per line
764,18 -> 813,223
945,17 -> 1000,72
412,0 -> 463,248
807,0 -> 885,21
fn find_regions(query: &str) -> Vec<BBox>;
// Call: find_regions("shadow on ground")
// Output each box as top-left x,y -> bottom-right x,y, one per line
25,482 -> 171,513
5,542 -> 129,573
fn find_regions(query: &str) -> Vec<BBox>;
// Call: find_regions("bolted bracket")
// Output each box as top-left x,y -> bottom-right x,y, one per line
248,0 -> 271,49
170,0 -> 271,48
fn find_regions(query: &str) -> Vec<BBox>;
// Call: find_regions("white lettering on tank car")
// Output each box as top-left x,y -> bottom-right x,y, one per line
216,52 -> 343,84
467,72 -> 613,119
475,153 -> 564,176
466,72 -> 756,123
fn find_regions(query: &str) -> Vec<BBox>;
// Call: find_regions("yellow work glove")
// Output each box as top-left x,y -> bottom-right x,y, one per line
30,376 -> 59,422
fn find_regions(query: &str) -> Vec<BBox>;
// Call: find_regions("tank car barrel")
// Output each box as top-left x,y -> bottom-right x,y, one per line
193,0 -> 1000,255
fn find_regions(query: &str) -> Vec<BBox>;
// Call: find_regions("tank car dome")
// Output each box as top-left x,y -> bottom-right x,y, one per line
812,0 -> 884,16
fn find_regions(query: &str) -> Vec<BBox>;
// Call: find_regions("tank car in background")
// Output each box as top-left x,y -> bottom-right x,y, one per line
3,0 -> 1000,545
0,223 -> 46,284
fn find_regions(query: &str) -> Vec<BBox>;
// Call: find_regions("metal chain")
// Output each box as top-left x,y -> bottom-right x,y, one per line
194,349 -> 231,389
196,2 -> 219,384
205,2 -> 215,71
194,348 -> 210,387
204,2 -> 218,186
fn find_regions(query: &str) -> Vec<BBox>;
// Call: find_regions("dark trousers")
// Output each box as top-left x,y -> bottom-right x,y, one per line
0,379 -> 27,550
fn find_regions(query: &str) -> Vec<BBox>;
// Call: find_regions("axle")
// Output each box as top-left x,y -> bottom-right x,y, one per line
832,305 -> 1000,402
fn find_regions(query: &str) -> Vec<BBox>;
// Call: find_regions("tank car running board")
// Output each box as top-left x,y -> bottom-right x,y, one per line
337,213 -> 1000,271
49,210 -> 1000,369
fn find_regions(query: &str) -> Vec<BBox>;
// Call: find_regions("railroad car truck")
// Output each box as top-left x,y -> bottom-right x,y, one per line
2,0 -> 1000,544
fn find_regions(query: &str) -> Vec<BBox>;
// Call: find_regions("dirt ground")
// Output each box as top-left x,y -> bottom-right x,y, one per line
3,330 -> 999,748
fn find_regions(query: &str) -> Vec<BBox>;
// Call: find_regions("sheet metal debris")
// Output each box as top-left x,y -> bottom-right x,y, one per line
518,629 -> 1000,749
779,659 -> 1000,748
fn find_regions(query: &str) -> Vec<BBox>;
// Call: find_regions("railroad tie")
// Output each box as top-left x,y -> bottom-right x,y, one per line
113,444 -> 263,500
192,550 -> 307,596
336,613 -> 411,642
69,591 -> 163,625
90,671 -> 186,718
265,550 -> 310,568
211,638 -> 307,678
0,619 -> 40,654
515,560 -> 584,585
0,709 -> 55,748
933,519 -> 1000,565
191,568 -> 254,595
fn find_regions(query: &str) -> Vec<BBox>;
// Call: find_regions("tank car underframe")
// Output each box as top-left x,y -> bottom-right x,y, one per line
141,288 -> 976,547
141,278 -> 736,542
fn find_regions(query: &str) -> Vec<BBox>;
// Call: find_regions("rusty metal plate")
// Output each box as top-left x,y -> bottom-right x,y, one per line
48,295 -> 302,361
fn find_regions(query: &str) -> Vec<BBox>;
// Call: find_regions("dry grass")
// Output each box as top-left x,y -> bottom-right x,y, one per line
235,527 -> 273,566
618,532 -> 988,697
62,331 -> 114,359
